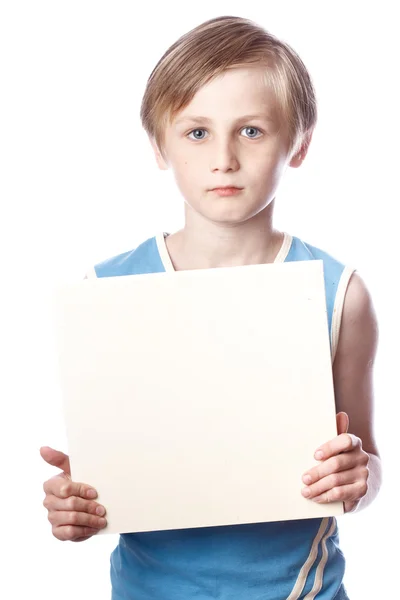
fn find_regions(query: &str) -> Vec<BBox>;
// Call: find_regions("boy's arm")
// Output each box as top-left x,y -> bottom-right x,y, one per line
332,271 -> 382,511
301,272 -> 382,512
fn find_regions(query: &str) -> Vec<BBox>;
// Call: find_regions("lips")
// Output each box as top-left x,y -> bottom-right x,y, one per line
209,187 -> 243,196
211,186 -> 242,191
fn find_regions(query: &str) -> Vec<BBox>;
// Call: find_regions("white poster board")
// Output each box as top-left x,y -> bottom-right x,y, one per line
54,259 -> 343,535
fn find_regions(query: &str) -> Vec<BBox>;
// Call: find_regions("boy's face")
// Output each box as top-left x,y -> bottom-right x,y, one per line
151,66 -> 308,225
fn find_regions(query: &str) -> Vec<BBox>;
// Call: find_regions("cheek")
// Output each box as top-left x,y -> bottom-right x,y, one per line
176,159 -> 203,186
252,159 -> 283,188
172,165 -> 202,198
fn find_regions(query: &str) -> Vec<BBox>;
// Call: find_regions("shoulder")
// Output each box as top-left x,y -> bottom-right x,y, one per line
288,236 -> 345,269
287,234 -> 356,296
85,235 -> 164,278
287,235 -> 358,360
336,272 -> 378,361
287,235 -> 350,289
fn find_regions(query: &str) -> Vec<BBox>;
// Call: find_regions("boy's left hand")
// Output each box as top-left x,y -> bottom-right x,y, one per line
301,412 -> 370,513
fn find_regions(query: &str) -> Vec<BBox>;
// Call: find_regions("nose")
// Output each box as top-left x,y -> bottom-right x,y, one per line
210,138 -> 240,173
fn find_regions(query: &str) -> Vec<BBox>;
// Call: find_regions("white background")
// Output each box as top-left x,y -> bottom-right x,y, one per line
1,2 -> 398,598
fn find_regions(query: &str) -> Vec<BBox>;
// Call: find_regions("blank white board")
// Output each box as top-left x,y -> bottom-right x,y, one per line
54,259 -> 343,535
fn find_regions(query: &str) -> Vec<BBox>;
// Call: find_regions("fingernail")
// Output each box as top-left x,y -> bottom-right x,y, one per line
86,488 -> 97,499
98,518 -> 106,527
303,475 -> 312,485
302,487 -> 311,497
315,450 -> 323,460
96,506 -> 105,516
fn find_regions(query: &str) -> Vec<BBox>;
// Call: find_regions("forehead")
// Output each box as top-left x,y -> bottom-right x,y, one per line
172,66 -> 280,126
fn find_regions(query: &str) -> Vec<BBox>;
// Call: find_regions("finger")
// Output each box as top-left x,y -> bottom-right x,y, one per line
310,480 -> 368,505
43,475 -> 98,500
52,524 -> 102,542
336,412 -> 349,435
313,432 -> 360,461
48,509 -> 107,530
303,452 -> 357,485
43,494 -> 106,517
43,473 -> 70,497
302,466 -> 367,499
344,500 -> 359,514
40,447 -> 71,475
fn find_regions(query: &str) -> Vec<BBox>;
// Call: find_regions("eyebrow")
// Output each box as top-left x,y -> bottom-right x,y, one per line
174,114 -> 274,126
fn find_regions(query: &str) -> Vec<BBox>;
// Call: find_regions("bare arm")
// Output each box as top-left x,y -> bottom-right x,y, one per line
332,271 -> 382,511
301,272 -> 382,513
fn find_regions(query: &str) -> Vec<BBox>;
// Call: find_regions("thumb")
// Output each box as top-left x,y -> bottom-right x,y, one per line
40,446 -> 71,476
336,412 -> 349,436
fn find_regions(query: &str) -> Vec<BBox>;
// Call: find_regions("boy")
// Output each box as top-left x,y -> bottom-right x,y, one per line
41,15 -> 381,599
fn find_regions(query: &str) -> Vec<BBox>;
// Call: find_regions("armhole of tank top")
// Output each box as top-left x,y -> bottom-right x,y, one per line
331,266 -> 355,363
84,266 -> 98,279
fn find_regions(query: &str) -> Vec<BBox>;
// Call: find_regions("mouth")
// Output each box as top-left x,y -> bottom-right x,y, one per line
210,186 -> 243,191
209,187 -> 243,196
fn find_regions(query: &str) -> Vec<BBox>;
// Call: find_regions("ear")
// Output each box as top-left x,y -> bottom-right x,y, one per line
289,129 -> 314,168
149,137 -> 169,171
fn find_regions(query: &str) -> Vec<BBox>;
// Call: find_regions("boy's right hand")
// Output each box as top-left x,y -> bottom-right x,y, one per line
40,446 -> 107,542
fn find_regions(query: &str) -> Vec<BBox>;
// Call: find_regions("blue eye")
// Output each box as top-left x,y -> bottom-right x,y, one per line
187,126 -> 262,141
242,126 -> 262,138
188,129 -> 208,140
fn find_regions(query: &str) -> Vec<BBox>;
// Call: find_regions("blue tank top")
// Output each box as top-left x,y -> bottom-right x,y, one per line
90,232 -> 354,600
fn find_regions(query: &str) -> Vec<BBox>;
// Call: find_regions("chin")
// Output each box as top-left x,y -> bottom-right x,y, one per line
204,201 -> 266,224
203,208 -> 262,226
185,193 -> 269,225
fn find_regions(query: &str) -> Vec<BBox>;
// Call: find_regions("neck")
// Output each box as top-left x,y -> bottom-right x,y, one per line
166,201 -> 284,271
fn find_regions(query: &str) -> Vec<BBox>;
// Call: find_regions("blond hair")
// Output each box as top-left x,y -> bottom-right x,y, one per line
140,15 -> 317,158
